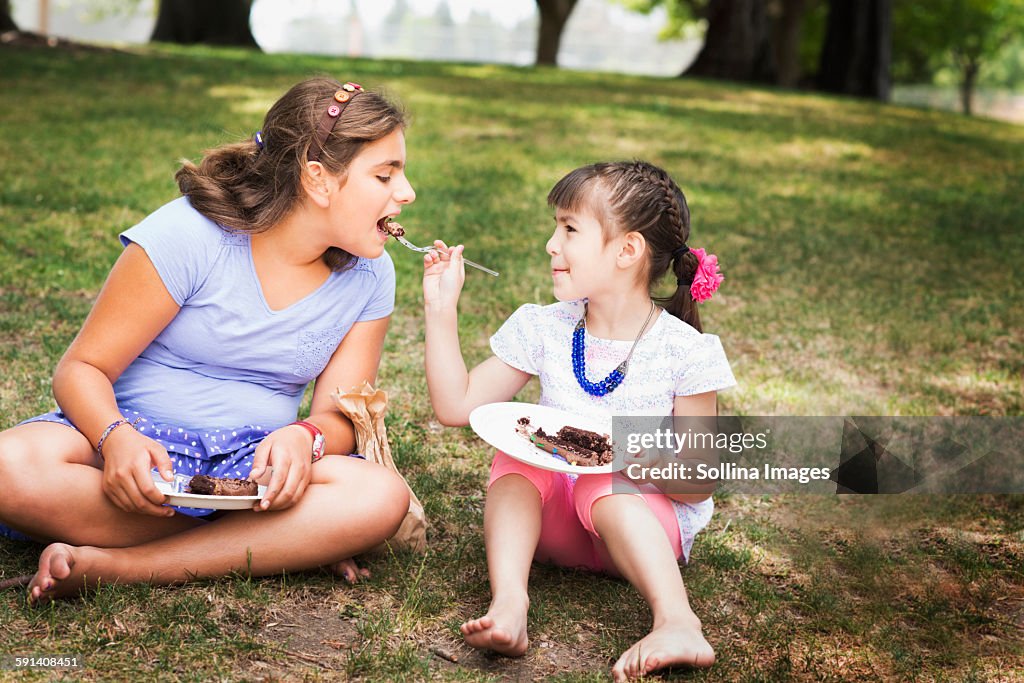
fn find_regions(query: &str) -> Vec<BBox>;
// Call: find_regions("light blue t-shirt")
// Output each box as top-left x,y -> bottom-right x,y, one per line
112,197 -> 395,430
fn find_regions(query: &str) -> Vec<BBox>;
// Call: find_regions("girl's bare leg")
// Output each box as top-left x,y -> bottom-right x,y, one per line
590,494 -> 714,682
460,474 -> 539,656
21,455 -> 409,604
0,423 -> 201,547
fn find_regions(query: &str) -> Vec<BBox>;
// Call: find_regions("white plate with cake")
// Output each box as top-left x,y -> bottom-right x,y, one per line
151,471 -> 267,510
469,402 -> 616,474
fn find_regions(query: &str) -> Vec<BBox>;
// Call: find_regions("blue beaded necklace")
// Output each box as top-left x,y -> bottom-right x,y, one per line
572,302 -> 657,397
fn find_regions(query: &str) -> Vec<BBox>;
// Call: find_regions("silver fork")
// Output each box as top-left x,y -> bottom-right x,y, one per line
392,234 -> 500,277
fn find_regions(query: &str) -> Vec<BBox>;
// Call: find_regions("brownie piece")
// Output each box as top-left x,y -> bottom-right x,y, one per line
188,474 -> 258,496
517,417 -> 614,467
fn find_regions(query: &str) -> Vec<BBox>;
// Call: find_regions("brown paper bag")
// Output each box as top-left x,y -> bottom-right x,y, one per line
331,381 -> 427,553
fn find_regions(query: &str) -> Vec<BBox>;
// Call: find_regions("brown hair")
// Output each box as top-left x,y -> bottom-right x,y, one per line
175,77 -> 407,272
547,161 -> 703,332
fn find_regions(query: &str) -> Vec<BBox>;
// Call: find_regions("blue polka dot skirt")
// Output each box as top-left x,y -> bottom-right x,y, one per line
0,408 -> 274,540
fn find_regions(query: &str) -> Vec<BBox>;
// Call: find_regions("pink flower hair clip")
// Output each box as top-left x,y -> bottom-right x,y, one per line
674,246 -> 723,303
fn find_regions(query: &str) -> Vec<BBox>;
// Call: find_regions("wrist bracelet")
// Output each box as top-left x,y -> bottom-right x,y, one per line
290,420 -> 326,463
96,416 -> 141,459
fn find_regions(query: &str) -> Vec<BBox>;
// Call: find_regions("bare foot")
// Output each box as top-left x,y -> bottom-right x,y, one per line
460,595 -> 530,656
27,543 -> 98,606
329,557 -> 370,584
611,619 -> 715,682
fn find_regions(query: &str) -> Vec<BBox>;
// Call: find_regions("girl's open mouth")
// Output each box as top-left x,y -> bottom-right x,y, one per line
377,216 -> 405,238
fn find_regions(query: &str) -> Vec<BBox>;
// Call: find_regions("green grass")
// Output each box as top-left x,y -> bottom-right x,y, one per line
1,43 -> 1023,681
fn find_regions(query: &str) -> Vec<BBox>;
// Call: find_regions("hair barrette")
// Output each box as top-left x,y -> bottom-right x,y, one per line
308,81 -> 364,162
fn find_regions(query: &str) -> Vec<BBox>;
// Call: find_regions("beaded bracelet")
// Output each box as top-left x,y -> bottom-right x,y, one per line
96,416 -> 141,459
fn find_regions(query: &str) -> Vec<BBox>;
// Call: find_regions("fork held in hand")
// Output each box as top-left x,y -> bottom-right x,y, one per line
394,235 -> 500,277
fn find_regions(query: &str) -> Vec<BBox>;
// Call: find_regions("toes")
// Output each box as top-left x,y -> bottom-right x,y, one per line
611,659 -> 627,683
50,553 -> 73,581
625,649 -> 642,678
612,649 -> 633,682
28,583 -> 49,606
490,627 -> 512,646
460,618 -> 484,634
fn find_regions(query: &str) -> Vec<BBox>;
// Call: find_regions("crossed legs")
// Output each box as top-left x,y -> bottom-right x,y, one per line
0,422 -> 410,604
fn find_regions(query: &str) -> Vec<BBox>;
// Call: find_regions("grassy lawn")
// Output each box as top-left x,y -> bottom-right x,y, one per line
1,43 -> 1022,681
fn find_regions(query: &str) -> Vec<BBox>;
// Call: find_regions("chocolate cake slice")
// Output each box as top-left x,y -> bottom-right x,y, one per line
382,218 -> 406,237
188,474 -> 259,497
517,416 -> 613,467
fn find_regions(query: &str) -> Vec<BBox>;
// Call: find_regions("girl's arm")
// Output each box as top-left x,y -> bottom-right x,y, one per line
53,243 -> 181,516
249,316 -> 390,511
423,242 -> 531,427
663,391 -> 718,505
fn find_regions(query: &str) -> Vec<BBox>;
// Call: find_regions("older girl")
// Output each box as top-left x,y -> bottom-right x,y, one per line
0,77 -> 414,603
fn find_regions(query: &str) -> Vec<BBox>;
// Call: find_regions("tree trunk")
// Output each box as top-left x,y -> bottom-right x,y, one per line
816,0 -> 891,100
685,0 -> 774,83
773,0 -> 807,88
0,0 -> 18,33
151,0 -> 258,48
960,59 -> 978,116
535,0 -> 578,66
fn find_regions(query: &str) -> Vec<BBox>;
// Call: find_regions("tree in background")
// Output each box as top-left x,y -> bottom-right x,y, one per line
686,0 -> 773,82
892,0 -> 1024,115
1,0 -> 18,32
816,0 -> 891,100
536,0 -> 579,65
620,0 -> 819,87
0,0 -> 14,31
151,0 -> 257,47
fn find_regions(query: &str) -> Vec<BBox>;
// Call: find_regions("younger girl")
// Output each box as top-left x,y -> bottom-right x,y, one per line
423,161 -> 735,681
0,77 -> 414,603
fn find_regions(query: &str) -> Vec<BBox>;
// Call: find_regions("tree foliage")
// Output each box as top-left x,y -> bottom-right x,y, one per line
893,0 -> 1024,113
619,0 -> 707,40
619,0 -> 821,87
627,0 -> 1023,113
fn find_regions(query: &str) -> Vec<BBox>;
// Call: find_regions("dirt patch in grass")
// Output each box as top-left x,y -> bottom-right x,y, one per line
438,632 -> 608,682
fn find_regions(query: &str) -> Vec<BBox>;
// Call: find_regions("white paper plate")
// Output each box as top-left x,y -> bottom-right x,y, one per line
151,471 -> 266,510
468,402 -> 615,474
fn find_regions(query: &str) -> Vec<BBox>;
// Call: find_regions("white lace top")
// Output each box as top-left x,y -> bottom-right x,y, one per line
490,299 -> 737,561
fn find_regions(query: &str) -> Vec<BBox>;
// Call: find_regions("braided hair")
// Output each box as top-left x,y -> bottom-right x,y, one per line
547,160 -> 702,332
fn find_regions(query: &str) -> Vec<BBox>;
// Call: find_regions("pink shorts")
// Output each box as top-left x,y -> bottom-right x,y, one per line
488,451 -> 685,575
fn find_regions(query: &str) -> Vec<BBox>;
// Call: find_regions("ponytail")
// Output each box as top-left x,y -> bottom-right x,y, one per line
176,139 -> 288,235
658,248 -> 703,332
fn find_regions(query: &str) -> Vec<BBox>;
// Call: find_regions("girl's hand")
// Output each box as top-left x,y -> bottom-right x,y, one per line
100,426 -> 176,517
422,241 -> 465,310
249,425 -> 314,511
